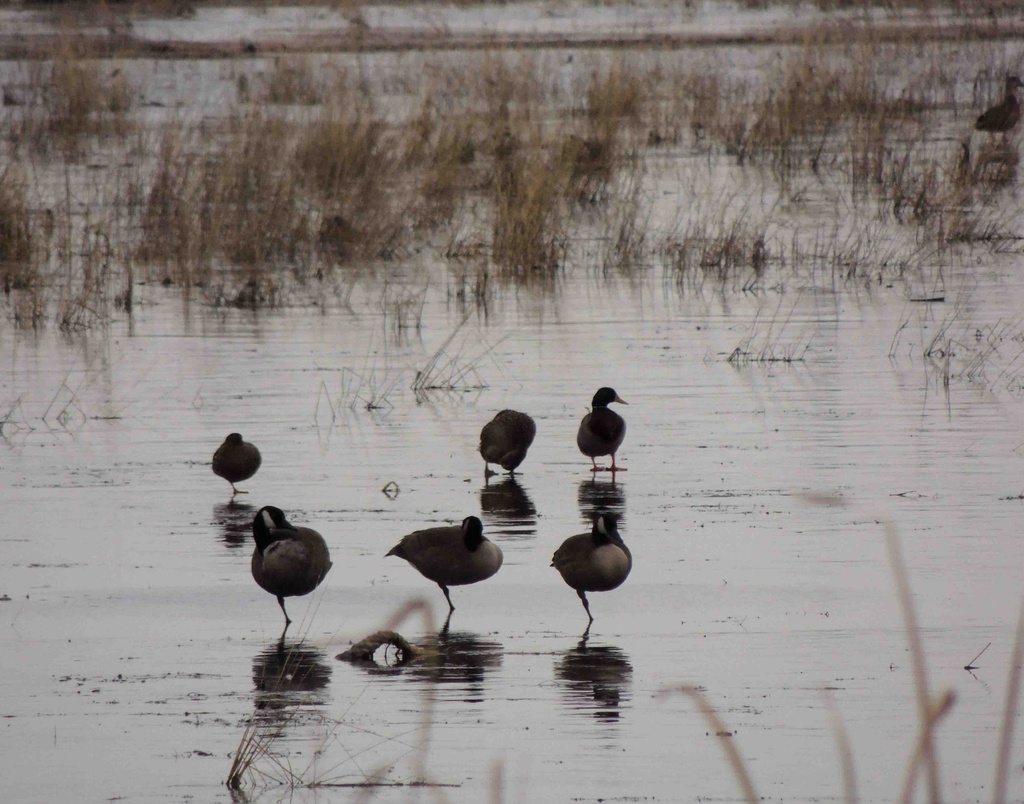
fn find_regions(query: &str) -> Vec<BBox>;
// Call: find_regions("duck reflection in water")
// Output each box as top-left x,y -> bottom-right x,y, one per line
480,475 -> 537,539
555,635 -> 633,722
252,636 -> 332,718
411,616 -> 504,704
577,476 -> 625,527
213,500 -> 254,548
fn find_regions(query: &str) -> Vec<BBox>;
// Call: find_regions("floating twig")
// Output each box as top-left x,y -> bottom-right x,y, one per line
336,630 -> 419,664
964,641 -> 991,671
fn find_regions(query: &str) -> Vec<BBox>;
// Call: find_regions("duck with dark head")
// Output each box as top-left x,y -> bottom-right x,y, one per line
976,75 -> 1024,138
212,433 -> 261,495
386,515 -> 503,612
577,388 -> 628,472
552,512 -> 632,631
251,506 -> 332,629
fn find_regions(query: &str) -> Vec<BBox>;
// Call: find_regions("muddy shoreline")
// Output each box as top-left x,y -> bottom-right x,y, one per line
2,16 -> 1024,61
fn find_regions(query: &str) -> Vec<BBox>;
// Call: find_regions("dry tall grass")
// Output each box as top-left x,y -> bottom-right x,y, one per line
137,112 -> 311,291
0,165 -> 45,327
491,140 -> 570,280
3,42 -> 132,158
1,32 -> 1022,326
261,56 -> 326,106
295,104 -> 408,262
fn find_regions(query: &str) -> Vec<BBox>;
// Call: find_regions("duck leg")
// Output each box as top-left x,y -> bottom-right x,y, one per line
439,584 -> 455,612
277,595 -> 292,626
577,589 -> 594,624
231,482 -> 248,495
609,454 -> 626,472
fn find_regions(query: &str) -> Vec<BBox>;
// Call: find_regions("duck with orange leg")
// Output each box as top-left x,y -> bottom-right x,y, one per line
577,387 -> 627,472
212,433 -> 261,495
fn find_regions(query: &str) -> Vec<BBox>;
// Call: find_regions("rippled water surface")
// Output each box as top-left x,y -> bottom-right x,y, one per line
3,263 -> 1024,803
3,4 -> 1024,802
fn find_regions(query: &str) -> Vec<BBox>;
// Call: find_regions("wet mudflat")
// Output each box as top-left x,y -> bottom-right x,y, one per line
2,269 -> 1023,803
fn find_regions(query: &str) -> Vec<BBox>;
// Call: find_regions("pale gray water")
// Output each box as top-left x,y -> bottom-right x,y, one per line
2,4 -> 1024,802
2,265 -> 1023,803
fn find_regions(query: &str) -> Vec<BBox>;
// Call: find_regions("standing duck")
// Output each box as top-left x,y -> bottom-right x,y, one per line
251,506 -> 332,628
479,409 -> 537,475
213,433 -> 262,495
975,75 -> 1024,137
577,387 -> 627,472
386,516 -> 503,612
552,512 -> 631,627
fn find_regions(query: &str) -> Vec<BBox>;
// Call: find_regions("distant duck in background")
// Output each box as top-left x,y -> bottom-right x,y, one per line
213,433 -> 261,495
479,409 -> 537,475
975,76 -> 1024,138
386,516 -> 503,612
577,387 -> 627,472
251,506 -> 332,629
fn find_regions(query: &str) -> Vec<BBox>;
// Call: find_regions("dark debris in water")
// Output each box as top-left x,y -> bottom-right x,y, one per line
337,630 -> 419,665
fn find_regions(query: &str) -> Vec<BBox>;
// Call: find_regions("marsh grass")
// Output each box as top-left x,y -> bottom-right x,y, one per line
137,112 -> 311,286
403,103 -> 478,229
687,46 -> 930,183
0,165 -> 39,311
136,124 -> 204,282
56,226 -> 116,332
216,112 -> 311,268
585,65 -> 643,129
726,295 -> 814,365
663,199 -> 769,293
492,137 -> 571,279
5,32 -> 1024,329
295,105 -> 410,262
599,163 -> 650,275
379,277 -> 428,336
475,54 -> 546,129
339,364 -> 403,412
261,55 -> 325,106
411,317 -> 497,394
5,42 -> 132,158
138,101 -> 409,291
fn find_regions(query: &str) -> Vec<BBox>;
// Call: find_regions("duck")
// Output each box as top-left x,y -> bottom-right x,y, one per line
479,409 -> 536,475
251,506 -> 332,627
975,75 -> 1024,136
577,387 -> 627,472
551,512 -> 631,627
212,433 -> 261,495
386,516 -> 503,612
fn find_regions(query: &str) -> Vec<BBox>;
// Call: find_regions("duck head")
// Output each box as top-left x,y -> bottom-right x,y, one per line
461,515 -> 485,551
591,388 -> 627,408
253,505 -> 297,554
593,512 -> 621,543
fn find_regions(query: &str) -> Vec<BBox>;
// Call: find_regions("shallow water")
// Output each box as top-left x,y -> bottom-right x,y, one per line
3,4 -> 1024,803
2,260 -> 1024,803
